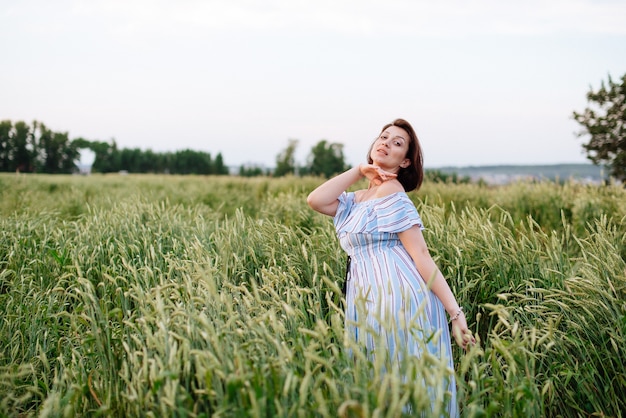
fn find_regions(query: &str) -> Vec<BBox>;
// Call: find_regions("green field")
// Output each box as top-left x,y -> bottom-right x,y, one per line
1,173 -> 625,417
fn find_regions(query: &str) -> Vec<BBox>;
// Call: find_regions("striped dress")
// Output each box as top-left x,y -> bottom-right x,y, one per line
334,191 -> 457,416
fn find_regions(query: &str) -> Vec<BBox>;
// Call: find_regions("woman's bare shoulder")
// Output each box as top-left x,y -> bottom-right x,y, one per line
375,179 -> 404,198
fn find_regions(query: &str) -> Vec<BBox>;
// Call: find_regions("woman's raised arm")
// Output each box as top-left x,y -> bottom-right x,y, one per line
307,166 -> 363,216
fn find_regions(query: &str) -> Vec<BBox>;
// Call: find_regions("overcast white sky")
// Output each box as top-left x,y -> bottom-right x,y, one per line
2,0 -> 625,168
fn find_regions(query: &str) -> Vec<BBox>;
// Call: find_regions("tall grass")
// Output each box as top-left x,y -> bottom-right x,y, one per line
1,173 -> 625,417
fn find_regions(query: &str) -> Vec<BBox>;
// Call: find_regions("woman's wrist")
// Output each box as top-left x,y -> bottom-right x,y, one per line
448,307 -> 463,323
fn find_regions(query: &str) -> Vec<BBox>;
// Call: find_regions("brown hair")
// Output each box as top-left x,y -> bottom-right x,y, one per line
367,118 -> 424,192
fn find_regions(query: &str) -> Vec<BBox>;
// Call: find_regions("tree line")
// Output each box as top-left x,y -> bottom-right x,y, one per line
0,120 -> 229,175
0,119 -> 350,178
73,138 -> 229,175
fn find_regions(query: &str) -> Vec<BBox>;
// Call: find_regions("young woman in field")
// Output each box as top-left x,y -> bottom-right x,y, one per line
307,118 -> 474,415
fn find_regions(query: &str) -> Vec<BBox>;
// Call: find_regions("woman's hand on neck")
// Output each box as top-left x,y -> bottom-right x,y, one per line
359,163 -> 398,186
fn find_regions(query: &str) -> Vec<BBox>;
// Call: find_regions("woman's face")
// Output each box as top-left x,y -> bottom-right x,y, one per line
369,125 -> 411,172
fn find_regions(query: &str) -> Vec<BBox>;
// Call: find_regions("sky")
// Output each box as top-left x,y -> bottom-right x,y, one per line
2,0 -> 626,169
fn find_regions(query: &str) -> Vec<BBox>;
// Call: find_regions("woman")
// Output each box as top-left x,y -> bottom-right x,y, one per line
307,118 -> 473,415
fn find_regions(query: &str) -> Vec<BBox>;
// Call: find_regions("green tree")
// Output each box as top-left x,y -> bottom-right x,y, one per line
12,121 -> 36,172
141,149 -> 158,173
0,120 -> 12,171
307,139 -> 348,178
119,148 -> 145,173
214,152 -> 228,175
90,139 -> 121,173
56,132 -> 79,173
72,137 -> 92,150
36,122 -> 78,174
170,149 -> 212,174
274,139 -> 298,177
573,73 -> 626,181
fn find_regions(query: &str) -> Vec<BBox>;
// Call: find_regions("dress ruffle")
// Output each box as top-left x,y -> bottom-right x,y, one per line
334,192 -> 423,236
371,192 -> 424,233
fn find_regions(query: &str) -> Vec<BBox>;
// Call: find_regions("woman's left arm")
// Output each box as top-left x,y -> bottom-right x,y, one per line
398,225 -> 475,349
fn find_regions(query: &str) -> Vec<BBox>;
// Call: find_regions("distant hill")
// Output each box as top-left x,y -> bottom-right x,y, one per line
431,163 -> 606,184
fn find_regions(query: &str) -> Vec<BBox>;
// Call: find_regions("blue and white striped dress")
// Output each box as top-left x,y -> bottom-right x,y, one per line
334,191 -> 457,415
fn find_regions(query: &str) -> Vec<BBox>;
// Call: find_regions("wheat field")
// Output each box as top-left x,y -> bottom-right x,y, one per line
1,173 -> 625,417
